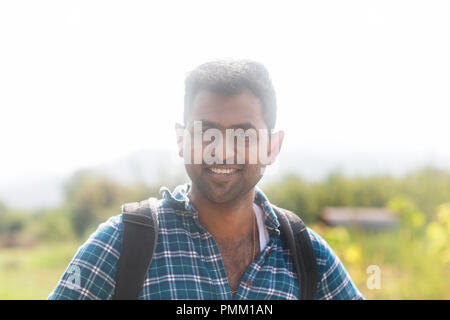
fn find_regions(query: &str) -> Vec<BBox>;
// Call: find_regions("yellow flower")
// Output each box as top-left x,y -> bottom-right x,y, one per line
426,222 -> 447,250
344,244 -> 363,264
409,210 -> 426,229
440,248 -> 450,265
437,203 -> 450,232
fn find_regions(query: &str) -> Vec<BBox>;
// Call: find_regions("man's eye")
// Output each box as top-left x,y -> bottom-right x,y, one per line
203,127 -> 218,133
236,129 -> 251,138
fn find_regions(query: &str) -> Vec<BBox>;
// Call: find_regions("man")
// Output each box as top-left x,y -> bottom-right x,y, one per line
48,59 -> 364,300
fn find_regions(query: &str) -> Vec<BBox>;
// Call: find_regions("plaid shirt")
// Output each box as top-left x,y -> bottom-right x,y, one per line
48,183 -> 364,300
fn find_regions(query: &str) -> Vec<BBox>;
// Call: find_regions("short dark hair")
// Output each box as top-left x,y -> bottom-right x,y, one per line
184,59 -> 277,130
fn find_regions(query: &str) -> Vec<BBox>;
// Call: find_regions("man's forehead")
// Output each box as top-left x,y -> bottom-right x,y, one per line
186,89 -> 266,128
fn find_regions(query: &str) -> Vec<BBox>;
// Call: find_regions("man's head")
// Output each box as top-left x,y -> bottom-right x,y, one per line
177,59 -> 284,204
184,59 -> 277,130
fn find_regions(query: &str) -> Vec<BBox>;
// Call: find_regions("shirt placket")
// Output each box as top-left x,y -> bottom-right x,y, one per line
187,207 -> 231,299
232,237 -> 276,299
170,185 -> 281,300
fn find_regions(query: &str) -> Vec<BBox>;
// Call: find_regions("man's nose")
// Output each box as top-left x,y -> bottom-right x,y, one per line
205,137 -> 241,165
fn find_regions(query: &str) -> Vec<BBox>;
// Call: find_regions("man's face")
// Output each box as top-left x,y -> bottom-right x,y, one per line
180,89 -> 275,204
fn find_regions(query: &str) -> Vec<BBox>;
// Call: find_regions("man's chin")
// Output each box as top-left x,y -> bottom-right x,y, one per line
202,188 -> 236,204
198,182 -> 242,204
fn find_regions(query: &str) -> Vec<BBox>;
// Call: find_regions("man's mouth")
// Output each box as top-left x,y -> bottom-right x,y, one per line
204,166 -> 243,177
208,167 -> 238,174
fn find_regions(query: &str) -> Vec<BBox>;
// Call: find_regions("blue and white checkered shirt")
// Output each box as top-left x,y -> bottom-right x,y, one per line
48,183 -> 364,300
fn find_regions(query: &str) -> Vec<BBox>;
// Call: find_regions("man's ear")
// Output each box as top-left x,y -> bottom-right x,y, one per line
175,123 -> 185,158
267,130 -> 284,165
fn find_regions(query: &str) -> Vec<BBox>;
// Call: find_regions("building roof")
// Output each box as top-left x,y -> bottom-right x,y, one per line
320,207 -> 398,229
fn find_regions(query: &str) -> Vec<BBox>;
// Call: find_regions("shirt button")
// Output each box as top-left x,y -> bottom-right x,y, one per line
265,249 -> 271,257
245,280 -> 252,287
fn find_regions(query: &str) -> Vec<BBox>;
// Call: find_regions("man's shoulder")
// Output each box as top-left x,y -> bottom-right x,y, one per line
47,214 -> 124,300
95,214 -> 123,236
304,226 -> 331,260
82,214 -> 125,251
47,196 -> 184,300
303,226 -> 364,300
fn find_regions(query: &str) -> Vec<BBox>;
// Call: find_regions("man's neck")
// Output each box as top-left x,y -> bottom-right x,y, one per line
188,185 -> 256,242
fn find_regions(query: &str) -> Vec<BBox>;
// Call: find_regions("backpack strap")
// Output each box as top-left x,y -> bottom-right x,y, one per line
272,205 -> 318,300
113,197 -> 159,300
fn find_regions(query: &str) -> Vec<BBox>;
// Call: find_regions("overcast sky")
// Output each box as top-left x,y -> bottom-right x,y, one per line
1,0 -> 449,185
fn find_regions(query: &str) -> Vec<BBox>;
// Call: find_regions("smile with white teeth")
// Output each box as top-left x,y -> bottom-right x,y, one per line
207,167 -> 238,174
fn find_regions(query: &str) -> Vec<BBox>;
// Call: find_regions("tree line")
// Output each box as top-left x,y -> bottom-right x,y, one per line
1,165 -> 450,246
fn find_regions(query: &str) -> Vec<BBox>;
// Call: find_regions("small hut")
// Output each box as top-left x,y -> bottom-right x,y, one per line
319,207 -> 398,230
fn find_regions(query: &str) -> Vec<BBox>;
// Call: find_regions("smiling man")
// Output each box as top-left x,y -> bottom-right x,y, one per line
48,59 -> 364,300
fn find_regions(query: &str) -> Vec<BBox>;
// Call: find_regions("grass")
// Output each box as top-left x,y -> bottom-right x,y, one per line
0,242 -> 81,299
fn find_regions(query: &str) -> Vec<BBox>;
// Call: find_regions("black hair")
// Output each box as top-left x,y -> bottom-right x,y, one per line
184,59 -> 277,130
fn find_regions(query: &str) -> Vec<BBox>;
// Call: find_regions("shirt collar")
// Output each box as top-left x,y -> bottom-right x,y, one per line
159,183 -> 280,236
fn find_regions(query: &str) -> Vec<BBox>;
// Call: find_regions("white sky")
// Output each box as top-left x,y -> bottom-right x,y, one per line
1,0 -> 449,184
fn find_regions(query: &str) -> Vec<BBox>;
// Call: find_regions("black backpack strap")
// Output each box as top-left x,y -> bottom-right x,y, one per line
272,205 -> 318,300
113,197 -> 159,300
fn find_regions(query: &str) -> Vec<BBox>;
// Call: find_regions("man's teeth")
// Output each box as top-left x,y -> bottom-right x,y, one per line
208,167 -> 237,174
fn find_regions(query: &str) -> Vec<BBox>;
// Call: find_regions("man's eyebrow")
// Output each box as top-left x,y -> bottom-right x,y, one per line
228,122 -> 257,130
199,120 -> 221,128
197,120 -> 257,130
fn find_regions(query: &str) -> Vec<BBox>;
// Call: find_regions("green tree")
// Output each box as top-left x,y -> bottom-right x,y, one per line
64,170 -> 156,238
